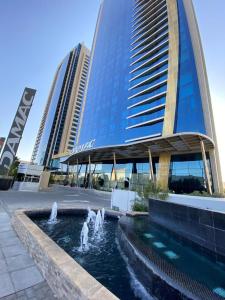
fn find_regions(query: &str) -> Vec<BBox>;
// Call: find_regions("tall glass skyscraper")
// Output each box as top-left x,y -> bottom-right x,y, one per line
67,0 -> 222,193
32,43 -> 90,167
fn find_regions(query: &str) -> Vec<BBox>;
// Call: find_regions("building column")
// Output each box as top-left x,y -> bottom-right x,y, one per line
162,0 -> 179,136
157,153 -> 171,190
209,150 -> 223,194
66,162 -> 70,182
88,155 -> 92,189
200,140 -> 212,195
84,164 -> 88,187
157,0 -> 178,192
76,159 -> 79,187
113,152 -> 117,183
148,147 -> 154,182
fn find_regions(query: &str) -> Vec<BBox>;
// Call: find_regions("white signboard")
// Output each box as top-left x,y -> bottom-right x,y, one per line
111,189 -> 137,212
18,163 -> 44,176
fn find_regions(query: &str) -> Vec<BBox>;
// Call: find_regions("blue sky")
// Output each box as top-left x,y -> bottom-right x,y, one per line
0,0 -> 225,181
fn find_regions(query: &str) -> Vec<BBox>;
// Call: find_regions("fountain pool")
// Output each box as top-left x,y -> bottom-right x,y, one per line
32,213 -> 151,300
30,208 -> 225,300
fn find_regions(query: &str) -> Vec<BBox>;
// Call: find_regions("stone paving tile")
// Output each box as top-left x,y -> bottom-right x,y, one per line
5,254 -> 34,272
1,281 -> 57,300
0,212 -> 10,218
0,219 -> 10,226
0,248 -> 4,259
0,205 -> 54,299
0,217 -> 10,224
0,231 -> 17,240
10,266 -> 44,292
0,224 -> 12,233
2,244 -> 27,258
0,295 -> 16,300
0,214 -> 10,219
0,187 -> 110,299
0,273 -> 15,298
0,236 -> 21,248
0,258 -> 8,274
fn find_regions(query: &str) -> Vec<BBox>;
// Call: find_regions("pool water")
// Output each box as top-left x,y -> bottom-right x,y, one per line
32,215 -> 151,300
131,217 -> 225,298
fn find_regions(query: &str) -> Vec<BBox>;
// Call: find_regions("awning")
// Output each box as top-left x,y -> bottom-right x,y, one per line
63,132 -> 215,165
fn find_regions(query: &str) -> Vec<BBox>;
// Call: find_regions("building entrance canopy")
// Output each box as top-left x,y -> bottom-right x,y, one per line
63,133 -> 214,165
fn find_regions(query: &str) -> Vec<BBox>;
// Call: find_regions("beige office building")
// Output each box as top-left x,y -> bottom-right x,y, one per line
31,43 -> 90,167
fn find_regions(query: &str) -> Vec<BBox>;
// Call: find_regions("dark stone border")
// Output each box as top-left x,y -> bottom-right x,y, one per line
148,198 -> 225,263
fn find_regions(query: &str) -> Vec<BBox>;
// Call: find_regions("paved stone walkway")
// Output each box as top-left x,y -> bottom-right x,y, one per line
0,204 -> 56,299
0,186 -> 111,299
1,282 -> 55,300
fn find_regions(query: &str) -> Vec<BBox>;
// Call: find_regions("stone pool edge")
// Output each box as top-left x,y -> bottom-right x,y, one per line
11,208 -> 121,300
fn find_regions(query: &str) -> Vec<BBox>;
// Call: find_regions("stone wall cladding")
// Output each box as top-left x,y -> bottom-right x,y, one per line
11,210 -> 119,300
149,198 -> 225,264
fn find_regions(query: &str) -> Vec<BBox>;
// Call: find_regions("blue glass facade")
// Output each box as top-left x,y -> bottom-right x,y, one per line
79,0 -> 170,146
61,0 -> 219,193
169,153 -> 212,193
79,0 -> 133,147
174,0 -> 206,134
126,0 -> 169,142
79,0 -> 207,149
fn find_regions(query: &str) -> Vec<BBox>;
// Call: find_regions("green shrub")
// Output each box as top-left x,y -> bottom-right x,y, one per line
70,175 -> 75,187
138,181 -> 169,200
8,156 -> 20,177
212,193 -> 225,198
63,179 -> 69,186
132,201 -> 148,212
49,174 -> 55,185
189,190 -> 225,198
190,190 -> 202,197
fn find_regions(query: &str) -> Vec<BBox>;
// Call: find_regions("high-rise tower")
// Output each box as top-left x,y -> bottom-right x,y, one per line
68,1 -> 223,194
32,44 -> 90,167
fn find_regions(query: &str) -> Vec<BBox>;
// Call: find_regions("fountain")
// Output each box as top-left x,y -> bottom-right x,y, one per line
78,208 -> 106,253
32,209 -> 147,300
86,207 -> 96,224
101,207 -> 105,222
94,210 -> 103,234
47,202 -> 57,224
79,222 -> 89,251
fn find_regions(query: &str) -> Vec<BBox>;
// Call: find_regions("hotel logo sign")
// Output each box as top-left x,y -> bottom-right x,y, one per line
72,139 -> 95,154
0,88 -> 36,175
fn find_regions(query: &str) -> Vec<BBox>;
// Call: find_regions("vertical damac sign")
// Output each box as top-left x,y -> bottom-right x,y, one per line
0,138 -> 5,154
0,88 -> 36,175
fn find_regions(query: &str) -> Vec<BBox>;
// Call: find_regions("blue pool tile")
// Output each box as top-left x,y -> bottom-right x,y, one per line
153,242 -> 166,249
164,250 -> 179,260
143,233 -> 154,239
213,287 -> 225,298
